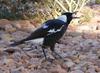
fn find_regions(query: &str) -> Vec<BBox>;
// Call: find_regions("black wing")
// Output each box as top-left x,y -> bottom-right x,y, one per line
42,19 -> 66,32
24,19 -> 66,40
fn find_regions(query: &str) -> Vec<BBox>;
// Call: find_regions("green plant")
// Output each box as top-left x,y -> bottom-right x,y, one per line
96,0 -> 100,4
35,0 -> 91,24
0,0 -> 37,20
0,0 -> 90,21
35,0 -> 90,22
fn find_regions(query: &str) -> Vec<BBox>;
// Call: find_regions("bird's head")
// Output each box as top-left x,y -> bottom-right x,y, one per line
58,11 -> 79,23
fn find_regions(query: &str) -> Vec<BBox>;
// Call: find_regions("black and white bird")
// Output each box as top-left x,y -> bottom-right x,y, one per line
10,12 -> 79,59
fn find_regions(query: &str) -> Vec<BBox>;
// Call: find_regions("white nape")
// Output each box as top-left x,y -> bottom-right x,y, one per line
58,15 -> 67,23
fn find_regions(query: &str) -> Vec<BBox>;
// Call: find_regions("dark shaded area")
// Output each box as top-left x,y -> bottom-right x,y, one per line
0,0 -> 39,20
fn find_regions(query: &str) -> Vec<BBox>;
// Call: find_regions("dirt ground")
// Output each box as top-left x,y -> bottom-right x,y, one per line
0,5 -> 100,73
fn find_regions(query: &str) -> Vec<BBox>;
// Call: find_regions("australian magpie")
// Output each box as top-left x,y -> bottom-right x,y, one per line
10,12 -> 79,59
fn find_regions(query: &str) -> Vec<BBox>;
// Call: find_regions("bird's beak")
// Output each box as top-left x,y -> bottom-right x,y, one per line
72,11 -> 80,19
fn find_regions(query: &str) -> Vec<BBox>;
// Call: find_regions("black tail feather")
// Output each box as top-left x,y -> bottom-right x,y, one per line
9,39 -> 25,47
9,30 -> 42,47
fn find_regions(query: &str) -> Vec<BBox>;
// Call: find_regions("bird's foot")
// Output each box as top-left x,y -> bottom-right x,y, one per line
42,57 -> 55,63
21,48 -> 32,58
52,51 -> 62,59
52,51 -> 66,62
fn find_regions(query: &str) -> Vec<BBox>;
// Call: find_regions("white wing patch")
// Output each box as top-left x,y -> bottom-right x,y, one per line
48,29 -> 55,33
48,25 -> 64,33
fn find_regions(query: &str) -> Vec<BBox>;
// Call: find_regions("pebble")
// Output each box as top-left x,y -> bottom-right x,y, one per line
65,61 -> 75,67
70,70 -> 84,73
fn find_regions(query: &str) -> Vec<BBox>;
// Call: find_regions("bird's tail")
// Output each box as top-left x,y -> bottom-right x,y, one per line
9,34 -> 36,47
9,39 -> 26,47
9,30 -> 42,47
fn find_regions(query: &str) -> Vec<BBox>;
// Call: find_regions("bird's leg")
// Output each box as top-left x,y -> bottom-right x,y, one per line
50,45 -> 63,60
53,51 -> 63,59
42,48 -> 47,59
42,46 -> 47,60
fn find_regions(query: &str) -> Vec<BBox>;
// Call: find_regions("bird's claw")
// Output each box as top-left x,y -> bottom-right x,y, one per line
52,52 -> 63,59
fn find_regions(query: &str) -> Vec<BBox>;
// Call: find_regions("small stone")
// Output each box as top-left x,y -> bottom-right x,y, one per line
87,68 -> 96,73
0,19 -> 11,25
11,70 -> 21,73
5,24 -> 16,33
74,58 -> 80,64
87,52 -> 98,59
82,33 -> 97,39
70,70 -> 84,73
12,20 -> 35,31
76,25 -> 91,32
49,65 -> 67,73
65,61 -> 75,67
4,49 -> 16,54
23,48 -> 32,51
40,69 -> 48,73
11,66 -> 24,73
95,66 -> 100,72
0,70 -> 3,73
79,55 -> 86,60
1,56 -> 8,65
